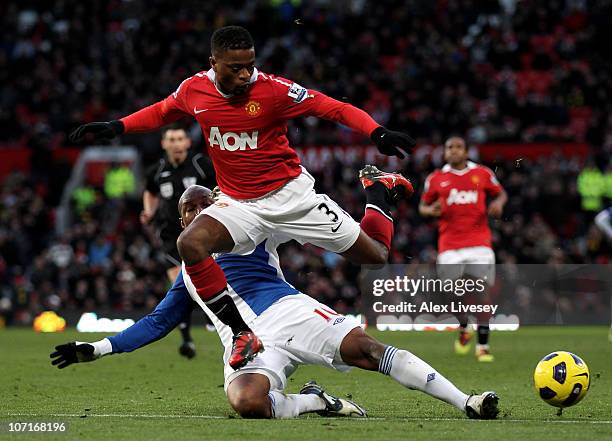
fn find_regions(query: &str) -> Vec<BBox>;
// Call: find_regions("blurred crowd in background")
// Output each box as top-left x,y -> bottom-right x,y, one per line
1,149 -> 609,324
1,0 -> 611,324
2,0 -> 612,154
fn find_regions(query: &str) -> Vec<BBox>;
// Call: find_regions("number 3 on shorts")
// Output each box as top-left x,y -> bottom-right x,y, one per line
317,202 -> 338,222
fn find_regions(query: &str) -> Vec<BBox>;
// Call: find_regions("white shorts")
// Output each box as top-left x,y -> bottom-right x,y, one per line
203,167 -> 361,255
436,246 -> 496,284
224,294 -> 361,392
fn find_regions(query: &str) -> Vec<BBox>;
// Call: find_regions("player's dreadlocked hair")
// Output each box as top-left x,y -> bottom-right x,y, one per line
211,26 -> 254,55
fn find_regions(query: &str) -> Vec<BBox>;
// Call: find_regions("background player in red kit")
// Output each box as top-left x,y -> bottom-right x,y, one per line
419,137 -> 507,362
69,26 -> 415,369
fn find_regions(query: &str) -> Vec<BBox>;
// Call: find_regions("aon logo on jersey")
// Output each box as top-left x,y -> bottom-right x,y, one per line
208,127 -> 258,151
447,188 -> 478,205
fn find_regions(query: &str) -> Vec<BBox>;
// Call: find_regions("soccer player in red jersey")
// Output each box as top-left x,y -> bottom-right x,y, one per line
69,26 -> 415,369
419,137 -> 507,362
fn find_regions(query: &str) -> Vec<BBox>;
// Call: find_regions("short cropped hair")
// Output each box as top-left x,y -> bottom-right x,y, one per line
444,136 -> 467,150
161,123 -> 188,139
211,26 -> 254,56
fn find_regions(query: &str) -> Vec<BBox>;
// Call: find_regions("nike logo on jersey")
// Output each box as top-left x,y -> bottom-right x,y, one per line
440,181 -> 450,187
160,171 -> 171,178
331,220 -> 344,232
194,107 -> 209,114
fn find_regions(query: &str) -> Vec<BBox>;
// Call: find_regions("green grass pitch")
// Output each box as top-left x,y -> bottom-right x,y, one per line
1,326 -> 610,440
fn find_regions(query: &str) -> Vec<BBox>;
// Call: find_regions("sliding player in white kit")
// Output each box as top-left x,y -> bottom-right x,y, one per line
51,185 -> 499,420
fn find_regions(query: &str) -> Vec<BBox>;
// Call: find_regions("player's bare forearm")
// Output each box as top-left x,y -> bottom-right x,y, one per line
419,200 -> 441,217
488,190 -> 507,218
141,191 -> 159,224
418,201 -> 430,216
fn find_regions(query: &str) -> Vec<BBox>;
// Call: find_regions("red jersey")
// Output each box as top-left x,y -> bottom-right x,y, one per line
120,68 -> 379,199
421,161 -> 503,252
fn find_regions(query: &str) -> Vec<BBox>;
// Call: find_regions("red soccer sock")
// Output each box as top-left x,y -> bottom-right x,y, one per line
185,257 -> 251,334
185,256 -> 228,301
360,206 -> 394,250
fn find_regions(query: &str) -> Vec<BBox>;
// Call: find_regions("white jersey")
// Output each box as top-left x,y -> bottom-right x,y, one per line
181,234 -> 360,391
182,234 -> 296,348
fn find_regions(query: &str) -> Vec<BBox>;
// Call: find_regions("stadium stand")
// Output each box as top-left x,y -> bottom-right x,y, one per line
1,0 -> 610,324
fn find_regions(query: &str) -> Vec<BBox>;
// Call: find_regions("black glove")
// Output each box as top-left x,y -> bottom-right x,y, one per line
50,342 -> 97,369
370,126 -> 416,159
68,120 -> 124,144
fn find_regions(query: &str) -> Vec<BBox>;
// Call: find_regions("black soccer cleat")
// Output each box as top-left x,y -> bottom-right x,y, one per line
465,391 -> 499,419
300,380 -> 367,417
179,341 -> 196,359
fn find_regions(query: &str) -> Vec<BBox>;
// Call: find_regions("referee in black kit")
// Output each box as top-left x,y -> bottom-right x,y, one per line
141,123 -> 216,359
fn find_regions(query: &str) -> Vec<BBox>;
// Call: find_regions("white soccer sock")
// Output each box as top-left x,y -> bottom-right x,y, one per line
268,391 -> 326,419
379,346 -> 469,411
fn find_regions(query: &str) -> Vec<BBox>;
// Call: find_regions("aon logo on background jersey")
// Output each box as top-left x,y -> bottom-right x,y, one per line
208,127 -> 258,151
447,189 -> 478,205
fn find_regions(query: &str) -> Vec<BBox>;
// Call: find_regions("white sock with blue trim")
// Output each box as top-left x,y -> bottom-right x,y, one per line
379,346 -> 469,411
268,391 -> 325,418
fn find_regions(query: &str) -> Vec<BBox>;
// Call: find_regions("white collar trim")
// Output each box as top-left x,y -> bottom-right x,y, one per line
206,67 -> 259,98
442,160 -> 477,175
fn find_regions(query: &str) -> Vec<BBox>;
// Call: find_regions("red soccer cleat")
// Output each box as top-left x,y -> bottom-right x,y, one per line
228,331 -> 264,370
359,165 -> 414,201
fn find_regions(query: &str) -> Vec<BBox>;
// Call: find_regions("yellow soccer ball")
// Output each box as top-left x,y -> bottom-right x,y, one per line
534,351 -> 590,408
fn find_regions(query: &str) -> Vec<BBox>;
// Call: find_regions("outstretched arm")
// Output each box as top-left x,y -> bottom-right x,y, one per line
270,75 -> 415,158
69,76 -> 193,143
108,271 -> 193,353
50,271 -> 194,368
119,97 -> 188,133
311,94 -> 417,158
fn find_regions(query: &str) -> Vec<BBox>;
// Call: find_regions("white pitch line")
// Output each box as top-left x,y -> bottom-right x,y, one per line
6,413 -> 223,420
388,417 -> 612,425
5,413 -> 612,424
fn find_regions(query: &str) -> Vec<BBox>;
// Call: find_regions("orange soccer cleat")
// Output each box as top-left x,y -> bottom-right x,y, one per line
228,331 -> 264,370
359,165 -> 414,201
